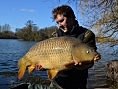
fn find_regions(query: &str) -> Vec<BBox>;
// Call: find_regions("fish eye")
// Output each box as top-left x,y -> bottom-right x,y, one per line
86,51 -> 89,54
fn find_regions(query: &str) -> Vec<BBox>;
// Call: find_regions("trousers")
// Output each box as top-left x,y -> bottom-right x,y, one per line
55,68 -> 88,89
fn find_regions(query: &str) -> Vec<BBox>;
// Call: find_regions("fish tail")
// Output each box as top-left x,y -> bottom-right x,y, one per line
18,57 -> 32,79
18,65 -> 26,79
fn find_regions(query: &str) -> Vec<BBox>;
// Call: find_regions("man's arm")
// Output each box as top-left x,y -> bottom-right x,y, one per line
83,30 -> 97,50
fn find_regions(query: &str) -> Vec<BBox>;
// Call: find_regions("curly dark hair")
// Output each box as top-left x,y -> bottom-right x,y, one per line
52,5 -> 76,20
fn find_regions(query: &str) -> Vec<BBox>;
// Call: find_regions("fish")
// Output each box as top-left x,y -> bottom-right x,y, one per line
18,36 -> 100,80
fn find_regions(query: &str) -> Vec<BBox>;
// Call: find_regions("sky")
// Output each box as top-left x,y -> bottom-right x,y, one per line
0,0 -> 83,32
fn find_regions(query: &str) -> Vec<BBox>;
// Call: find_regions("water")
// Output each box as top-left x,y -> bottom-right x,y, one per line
0,39 -> 117,89
0,39 -> 37,72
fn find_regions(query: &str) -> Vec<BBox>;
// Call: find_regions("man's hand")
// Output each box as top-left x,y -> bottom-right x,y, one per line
35,63 -> 44,71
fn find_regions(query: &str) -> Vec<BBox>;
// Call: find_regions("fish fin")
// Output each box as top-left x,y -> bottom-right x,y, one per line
28,65 -> 35,73
64,61 -> 75,68
18,65 -> 26,79
47,69 -> 59,80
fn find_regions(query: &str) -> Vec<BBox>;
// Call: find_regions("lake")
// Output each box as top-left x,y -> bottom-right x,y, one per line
0,39 -> 117,89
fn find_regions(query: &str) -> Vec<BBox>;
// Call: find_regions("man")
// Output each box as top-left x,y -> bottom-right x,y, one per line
36,5 -> 100,89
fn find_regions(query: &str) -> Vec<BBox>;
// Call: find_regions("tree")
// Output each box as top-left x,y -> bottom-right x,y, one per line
78,0 -> 118,39
2,24 -> 11,31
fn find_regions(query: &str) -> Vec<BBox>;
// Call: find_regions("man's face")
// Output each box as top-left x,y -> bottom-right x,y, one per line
55,14 -> 74,33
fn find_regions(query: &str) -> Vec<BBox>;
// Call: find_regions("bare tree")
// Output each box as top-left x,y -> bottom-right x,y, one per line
2,24 -> 11,31
78,0 -> 118,39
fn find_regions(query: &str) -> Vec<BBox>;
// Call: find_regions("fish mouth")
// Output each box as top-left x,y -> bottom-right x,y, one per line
94,53 -> 101,61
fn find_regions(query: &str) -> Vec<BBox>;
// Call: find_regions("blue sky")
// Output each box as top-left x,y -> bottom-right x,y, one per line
0,0 -> 83,32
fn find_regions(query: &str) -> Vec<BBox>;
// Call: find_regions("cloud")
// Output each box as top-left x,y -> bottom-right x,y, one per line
21,8 -> 35,12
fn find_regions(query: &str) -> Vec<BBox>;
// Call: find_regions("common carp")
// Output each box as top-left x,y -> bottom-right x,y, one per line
18,37 -> 100,80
